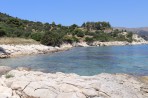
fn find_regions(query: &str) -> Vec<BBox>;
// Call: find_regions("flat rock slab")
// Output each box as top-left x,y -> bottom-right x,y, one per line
0,70 -> 147,98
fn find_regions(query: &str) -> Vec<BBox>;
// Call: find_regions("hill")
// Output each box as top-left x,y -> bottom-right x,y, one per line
0,12 -> 138,46
114,27 -> 148,40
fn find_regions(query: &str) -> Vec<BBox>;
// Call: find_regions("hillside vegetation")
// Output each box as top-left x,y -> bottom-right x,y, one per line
114,27 -> 148,40
0,12 -> 134,46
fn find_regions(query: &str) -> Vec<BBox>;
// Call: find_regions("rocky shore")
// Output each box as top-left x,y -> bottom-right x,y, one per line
0,44 -> 73,58
0,69 -> 147,98
0,41 -> 148,58
89,41 -> 148,46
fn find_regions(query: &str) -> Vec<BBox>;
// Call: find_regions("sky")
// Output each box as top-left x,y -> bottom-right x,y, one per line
0,0 -> 148,28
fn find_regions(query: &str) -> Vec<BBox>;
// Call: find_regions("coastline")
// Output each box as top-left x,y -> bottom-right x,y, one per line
0,69 -> 147,98
0,42 -> 148,98
0,44 -> 73,58
0,41 -> 148,58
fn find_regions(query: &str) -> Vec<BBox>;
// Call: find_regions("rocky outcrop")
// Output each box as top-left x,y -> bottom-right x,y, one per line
132,34 -> 146,42
73,42 -> 89,47
0,70 -> 147,98
89,41 -> 148,46
0,44 -> 73,58
90,41 -> 130,46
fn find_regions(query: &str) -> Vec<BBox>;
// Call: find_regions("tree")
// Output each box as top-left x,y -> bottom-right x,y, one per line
81,22 -> 86,28
101,22 -> 111,29
51,22 -> 56,27
13,30 -> 22,37
69,24 -> 78,31
126,32 -> 133,43
31,32 -> 43,41
57,24 -> 62,28
6,18 -> 23,27
73,29 -> 85,37
41,31 -> 63,46
95,22 -> 101,30
0,29 -> 6,37
85,37 -> 94,43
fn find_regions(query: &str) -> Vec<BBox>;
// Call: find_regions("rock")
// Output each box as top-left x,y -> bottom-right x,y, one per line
91,41 -> 129,46
74,42 -> 89,47
60,43 -> 73,49
0,66 -> 12,75
0,86 -> 12,98
11,81 -> 30,90
141,85 -> 148,97
82,88 -> 99,97
0,70 -> 147,98
16,67 -> 31,71
57,92 -> 86,98
0,44 -> 73,58
0,53 -> 10,58
132,34 -> 146,42
141,86 -> 148,93
23,85 -> 57,98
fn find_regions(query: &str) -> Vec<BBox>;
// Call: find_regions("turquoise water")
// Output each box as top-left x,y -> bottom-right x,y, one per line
0,45 -> 148,76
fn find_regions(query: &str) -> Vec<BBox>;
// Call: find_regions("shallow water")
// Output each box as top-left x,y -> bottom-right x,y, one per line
0,45 -> 148,76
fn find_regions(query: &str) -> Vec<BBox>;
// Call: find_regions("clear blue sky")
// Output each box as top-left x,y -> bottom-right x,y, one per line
0,0 -> 148,27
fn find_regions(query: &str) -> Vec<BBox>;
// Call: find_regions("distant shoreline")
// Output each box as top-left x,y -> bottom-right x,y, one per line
0,41 -> 148,58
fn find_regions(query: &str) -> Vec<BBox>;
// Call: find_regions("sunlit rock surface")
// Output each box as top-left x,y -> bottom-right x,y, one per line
0,44 -> 73,58
0,70 -> 147,98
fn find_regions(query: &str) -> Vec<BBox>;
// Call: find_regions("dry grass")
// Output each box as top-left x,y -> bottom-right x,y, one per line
0,37 -> 39,45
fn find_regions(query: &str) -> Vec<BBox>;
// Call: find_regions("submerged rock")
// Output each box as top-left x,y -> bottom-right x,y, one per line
0,70 -> 147,98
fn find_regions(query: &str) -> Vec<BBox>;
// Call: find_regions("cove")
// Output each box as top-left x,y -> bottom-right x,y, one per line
0,45 -> 148,76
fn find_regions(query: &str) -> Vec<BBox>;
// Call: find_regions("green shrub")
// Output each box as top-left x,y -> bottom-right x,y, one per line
76,32 -> 84,37
41,31 -> 63,46
73,29 -> 85,37
85,37 -> 94,43
72,36 -> 79,42
126,33 -> 133,43
23,32 -> 31,38
13,30 -> 22,37
5,73 -> 14,79
116,35 -> 126,41
63,36 -> 79,43
94,33 -> 109,42
31,32 -> 43,41
0,29 -> 6,37
63,36 -> 74,44
127,32 -> 133,37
